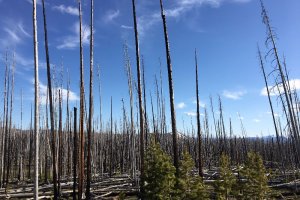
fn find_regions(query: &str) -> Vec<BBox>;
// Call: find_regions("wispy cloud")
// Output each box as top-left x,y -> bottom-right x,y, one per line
103,10 -> 120,23
57,22 -> 90,50
137,0 -> 251,36
121,25 -> 133,29
0,21 -> 31,47
177,102 -> 187,109
15,52 -> 33,67
223,90 -> 247,100
260,79 -> 300,96
52,4 -> 78,16
184,111 -> 204,117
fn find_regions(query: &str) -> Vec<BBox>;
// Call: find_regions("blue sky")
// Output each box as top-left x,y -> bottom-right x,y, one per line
0,0 -> 299,137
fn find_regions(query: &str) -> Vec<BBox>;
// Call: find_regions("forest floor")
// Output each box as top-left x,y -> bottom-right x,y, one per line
0,169 -> 300,199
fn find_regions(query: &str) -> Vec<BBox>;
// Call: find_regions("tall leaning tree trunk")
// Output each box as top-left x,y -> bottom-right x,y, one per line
261,0 -> 299,144
258,47 -> 281,152
195,49 -> 203,177
78,1 -> 85,199
32,0 -> 39,198
86,0 -> 94,198
159,0 -> 179,176
131,0 -> 145,195
42,0 -> 58,198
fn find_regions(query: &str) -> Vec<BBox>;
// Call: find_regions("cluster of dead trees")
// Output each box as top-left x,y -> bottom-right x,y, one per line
0,0 -> 299,199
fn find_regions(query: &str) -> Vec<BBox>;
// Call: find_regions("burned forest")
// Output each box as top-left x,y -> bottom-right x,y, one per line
0,0 -> 299,199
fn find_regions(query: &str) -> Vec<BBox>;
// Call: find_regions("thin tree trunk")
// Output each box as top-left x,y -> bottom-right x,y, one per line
258,47 -> 283,160
73,107 -> 78,200
159,0 -> 179,176
109,97 -> 113,177
0,53 -> 8,188
42,0 -> 58,198
195,49 -> 203,177
78,0 -> 85,199
58,90 -> 62,196
131,0 -> 145,194
86,0 -> 94,197
32,0 -> 39,198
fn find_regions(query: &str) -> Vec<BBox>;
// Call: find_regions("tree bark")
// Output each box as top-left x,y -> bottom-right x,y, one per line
159,0 -> 179,176
32,0 -> 39,198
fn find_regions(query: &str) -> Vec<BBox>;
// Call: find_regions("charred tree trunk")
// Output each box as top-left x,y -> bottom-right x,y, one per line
131,0 -> 145,194
42,0 -> 58,198
78,0 -> 85,199
86,0 -> 94,197
159,0 -> 179,176
73,107 -> 78,200
195,49 -> 203,177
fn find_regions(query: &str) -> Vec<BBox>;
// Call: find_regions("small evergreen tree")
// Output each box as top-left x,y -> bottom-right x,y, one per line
177,151 -> 209,200
240,152 -> 270,200
214,153 -> 237,200
144,141 -> 176,200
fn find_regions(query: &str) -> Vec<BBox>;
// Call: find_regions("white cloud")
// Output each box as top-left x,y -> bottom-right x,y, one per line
193,100 -> 206,108
178,0 -> 222,8
177,102 -> 186,109
52,4 -> 78,16
103,10 -> 120,23
38,82 -> 79,105
266,112 -> 281,118
184,111 -> 204,117
185,111 -> 196,117
260,79 -> 300,96
223,90 -> 246,100
57,22 -> 90,50
121,25 -> 133,29
253,119 -> 261,123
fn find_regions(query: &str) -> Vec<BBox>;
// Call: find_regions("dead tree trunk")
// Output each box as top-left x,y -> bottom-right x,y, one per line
124,43 -> 136,180
73,107 -> 78,200
32,0 -> 40,197
58,90 -> 62,196
131,0 -> 145,194
42,0 -> 58,198
258,47 -> 283,160
86,0 -> 94,197
109,97 -> 113,177
0,53 -> 8,188
159,0 -> 179,176
195,49 -> 203,177
78,0 -> 85,199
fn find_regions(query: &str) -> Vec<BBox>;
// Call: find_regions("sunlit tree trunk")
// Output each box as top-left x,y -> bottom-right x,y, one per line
32,0 -> 39,198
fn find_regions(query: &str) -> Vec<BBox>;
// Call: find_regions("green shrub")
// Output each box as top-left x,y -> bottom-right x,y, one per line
214,153 -> 237,200
144,141 -> 176,200
240,152 -> 270,200
176,151 -> 209,200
